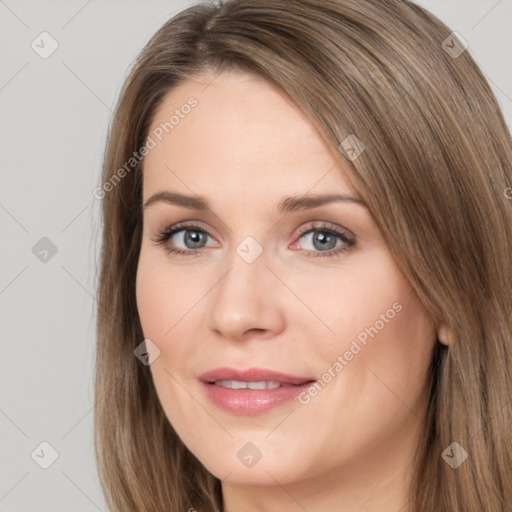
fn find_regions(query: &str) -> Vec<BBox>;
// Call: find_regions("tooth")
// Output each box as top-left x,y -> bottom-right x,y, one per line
214,380 -> 248,389
214,380 -> 232,388
247,381 -> 267,390
213,380 -> 284,389
229,380 -> 248,389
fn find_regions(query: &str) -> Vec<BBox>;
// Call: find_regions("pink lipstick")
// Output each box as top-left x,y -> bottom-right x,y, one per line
198,367 -> 316,415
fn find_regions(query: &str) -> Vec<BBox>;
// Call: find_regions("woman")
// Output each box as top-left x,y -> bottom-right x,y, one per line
94,0 -> 512,510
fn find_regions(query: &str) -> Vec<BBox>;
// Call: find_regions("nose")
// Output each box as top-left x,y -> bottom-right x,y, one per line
207,244 -> 286,342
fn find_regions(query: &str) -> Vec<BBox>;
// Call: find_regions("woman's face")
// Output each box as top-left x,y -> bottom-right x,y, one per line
136,70 -> 437,492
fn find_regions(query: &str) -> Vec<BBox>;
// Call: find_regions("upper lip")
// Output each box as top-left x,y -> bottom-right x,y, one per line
199,367 -> 316,385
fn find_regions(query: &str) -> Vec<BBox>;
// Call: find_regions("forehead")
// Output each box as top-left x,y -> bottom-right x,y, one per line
142,70 -> 356,202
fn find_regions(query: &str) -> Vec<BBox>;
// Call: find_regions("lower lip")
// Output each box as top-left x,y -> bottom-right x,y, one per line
200,381 -> 316,415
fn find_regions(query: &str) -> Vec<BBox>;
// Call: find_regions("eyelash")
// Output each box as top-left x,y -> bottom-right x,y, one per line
150,221 -> 356,259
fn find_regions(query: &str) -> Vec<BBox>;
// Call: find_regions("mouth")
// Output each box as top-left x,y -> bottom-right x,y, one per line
198,367 -> 317,415
199,366 -> 315,386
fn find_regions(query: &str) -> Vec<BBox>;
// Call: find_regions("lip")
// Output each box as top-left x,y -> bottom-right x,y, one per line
198,367 -> 317,416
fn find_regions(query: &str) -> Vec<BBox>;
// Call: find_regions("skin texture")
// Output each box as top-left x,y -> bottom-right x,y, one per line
136,70 -> 443,512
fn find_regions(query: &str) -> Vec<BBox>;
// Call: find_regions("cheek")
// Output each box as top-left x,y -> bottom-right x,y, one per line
290,274 -> 436,473
320,276 -> 435,413
135,251 -> 209,398
300,259 -> 436,397
135,250 -> 194,340
136,262 -> 168,340
135,255 -> 198,423
285,258 -> 415,356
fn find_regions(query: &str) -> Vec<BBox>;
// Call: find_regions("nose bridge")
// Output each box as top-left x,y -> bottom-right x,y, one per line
221,233 -> 270,293
216,240 -> 270,311
207,237 -> 283,339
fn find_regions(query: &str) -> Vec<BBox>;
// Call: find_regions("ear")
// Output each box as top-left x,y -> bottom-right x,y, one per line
437,323 -> 454,346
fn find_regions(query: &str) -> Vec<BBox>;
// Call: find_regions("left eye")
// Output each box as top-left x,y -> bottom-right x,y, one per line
297,229 -> 343,251
291,225 -> 356,258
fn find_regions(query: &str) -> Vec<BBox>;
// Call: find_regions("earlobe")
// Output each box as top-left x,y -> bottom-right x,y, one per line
437,323 -> 454,346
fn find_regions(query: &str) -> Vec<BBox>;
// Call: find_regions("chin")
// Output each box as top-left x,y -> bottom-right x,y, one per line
191,439 -> 311,487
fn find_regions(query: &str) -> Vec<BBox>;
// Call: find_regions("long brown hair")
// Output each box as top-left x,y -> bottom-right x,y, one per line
94,1 -> 512,510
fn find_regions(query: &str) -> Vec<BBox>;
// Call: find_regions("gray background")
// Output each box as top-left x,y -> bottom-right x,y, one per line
1,1 -> 511,510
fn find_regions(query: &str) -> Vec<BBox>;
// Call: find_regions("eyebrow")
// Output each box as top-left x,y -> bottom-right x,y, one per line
143,191 -> 366,214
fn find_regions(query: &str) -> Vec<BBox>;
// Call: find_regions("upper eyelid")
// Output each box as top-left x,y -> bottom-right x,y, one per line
296,221 -> 353,236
